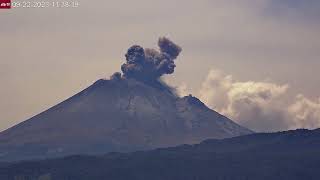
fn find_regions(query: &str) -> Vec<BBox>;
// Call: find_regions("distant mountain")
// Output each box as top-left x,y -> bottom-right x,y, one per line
0,78 -> 252,161
1,129 -> 319,180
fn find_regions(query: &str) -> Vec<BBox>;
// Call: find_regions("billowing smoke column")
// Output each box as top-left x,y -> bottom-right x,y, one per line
120,37 -> 182,82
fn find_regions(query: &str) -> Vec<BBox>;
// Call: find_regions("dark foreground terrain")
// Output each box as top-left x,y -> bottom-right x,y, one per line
1,128 -> 319,180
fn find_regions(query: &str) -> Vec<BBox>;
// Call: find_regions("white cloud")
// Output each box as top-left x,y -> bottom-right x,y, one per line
199,70 -> 232,110
175,82 -> 190,97
289,95 -> 320,129
200,69 -> 320,132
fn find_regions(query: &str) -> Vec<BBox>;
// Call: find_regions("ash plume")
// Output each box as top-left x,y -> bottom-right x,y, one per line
121,37 -> 182,82
110,72 -> 122,80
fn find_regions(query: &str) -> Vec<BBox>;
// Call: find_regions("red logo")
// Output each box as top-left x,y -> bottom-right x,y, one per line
0,0 -> 11,9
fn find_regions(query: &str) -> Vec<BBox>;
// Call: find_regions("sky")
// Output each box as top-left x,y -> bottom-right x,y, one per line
1,0 -> 320,132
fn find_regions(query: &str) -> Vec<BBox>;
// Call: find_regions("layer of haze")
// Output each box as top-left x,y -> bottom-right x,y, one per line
1,0 -> 320,132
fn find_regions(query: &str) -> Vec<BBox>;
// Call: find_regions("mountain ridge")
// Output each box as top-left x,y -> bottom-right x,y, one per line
1,128 -> 319,180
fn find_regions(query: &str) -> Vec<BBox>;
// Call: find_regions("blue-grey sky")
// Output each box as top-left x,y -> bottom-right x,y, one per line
1,0 -> 320,131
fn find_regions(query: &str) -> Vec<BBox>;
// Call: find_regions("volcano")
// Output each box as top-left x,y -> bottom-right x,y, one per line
0,78 -> 252,161
0,37 -> 252,161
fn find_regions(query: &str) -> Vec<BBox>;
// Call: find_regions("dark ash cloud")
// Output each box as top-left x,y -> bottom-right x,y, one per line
110,72 -> 122,80
121,37 -> 182,82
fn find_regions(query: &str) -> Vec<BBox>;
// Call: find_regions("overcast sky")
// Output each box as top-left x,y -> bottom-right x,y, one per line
1,0 -> 320,132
